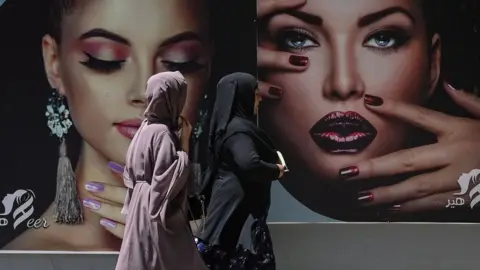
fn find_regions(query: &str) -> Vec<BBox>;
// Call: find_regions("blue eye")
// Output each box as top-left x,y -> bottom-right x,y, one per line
363,30 -> 411,51
365,34 -> 396,48
276,28 -> 319,51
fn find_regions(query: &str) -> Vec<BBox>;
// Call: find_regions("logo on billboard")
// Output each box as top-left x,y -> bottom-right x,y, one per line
446,169 -> 480,209
0,189 -> 48,229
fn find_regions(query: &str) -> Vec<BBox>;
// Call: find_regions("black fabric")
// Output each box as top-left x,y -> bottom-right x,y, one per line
222,132 -> 279,185
194,73 -> 279,269
199,73 -> 276,194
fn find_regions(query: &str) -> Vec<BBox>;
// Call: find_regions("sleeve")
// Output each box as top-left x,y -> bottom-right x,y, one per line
224,133 -> 280,182
148,132 -> 189,230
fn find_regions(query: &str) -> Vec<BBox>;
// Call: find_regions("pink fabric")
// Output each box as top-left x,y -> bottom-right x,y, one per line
115,72 -> 207,270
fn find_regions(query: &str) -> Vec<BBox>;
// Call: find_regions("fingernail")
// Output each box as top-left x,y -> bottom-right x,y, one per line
108,161 -> 124,174
289,55 -> 308,66
364,94 -> 383,106
339,166 -> 359,179
100,218 -> 117,229
447,83 -> 457,91
445,82 -> 459,91
83,198 -> 101,210
268,87 -> 283,98
85,182 -> 104,193
357,191 -> 374,203
381,205 -> 402,222
388,204 -> 401,212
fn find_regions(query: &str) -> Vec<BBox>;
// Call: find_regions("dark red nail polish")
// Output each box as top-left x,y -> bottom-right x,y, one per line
268,87 -> 283,98
339,166 -> 359,179
388,205 -> 401,212
289,55 -> 308,66
364,94 -> 383,106
380,205 -> 401,222
357,191 -> 374,203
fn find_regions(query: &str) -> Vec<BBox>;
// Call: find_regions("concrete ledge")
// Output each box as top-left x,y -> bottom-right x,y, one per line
0,223 -> 478,270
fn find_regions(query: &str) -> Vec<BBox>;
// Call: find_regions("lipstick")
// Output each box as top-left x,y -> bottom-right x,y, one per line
114,119 -> 142,140
309,111 -> 377,154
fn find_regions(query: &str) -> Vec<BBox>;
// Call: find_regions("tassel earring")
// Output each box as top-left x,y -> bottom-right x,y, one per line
45,91 -> 84,225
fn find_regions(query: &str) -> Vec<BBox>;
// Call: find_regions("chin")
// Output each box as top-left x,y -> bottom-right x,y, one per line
101,137 -> 131,165
299,146 -> 374,183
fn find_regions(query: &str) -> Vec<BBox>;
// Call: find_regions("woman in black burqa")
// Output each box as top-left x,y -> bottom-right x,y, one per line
195,72 -> 285,269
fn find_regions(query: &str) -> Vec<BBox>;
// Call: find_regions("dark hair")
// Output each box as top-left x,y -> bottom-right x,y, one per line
49,0 -> 76,42
427,0 -> 478,100
422,0 -> 442,38
412,0 -> 478,149
48,0 -> 213,43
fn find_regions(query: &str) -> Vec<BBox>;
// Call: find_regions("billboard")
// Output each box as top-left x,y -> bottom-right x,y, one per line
257,0 -> 480,222
1,0 -> 479,254
0,0 -> 256,250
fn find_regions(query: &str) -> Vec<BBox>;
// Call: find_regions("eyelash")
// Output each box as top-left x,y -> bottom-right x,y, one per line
80,52 -> 125,74
363,29 -> 411,54
80,52 -> 205,74
275,28 -> 319,52
275,27 -> 411,54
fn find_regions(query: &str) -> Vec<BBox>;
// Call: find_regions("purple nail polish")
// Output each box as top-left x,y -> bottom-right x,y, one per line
85,182 -> 104,192
108,161 -> 124,174
83,198 -> 101,210
100,218 -> 117,228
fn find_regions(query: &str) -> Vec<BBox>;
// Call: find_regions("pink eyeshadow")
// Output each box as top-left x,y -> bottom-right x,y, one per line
77,41 -> 130,59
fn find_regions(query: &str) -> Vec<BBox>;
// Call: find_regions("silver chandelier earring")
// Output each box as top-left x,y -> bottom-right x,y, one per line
45,91 -> 84,225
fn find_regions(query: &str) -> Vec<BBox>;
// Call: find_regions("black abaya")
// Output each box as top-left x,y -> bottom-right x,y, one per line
196,73 -> 279,270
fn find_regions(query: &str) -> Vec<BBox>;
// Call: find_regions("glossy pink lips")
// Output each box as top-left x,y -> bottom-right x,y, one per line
114,119 -> 142,140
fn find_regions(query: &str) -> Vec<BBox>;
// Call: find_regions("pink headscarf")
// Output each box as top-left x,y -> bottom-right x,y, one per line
144,71 -> 187,131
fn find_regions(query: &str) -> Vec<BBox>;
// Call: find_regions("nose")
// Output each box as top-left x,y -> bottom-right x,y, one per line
127,59 -> 154,108
322,44 -> 365,101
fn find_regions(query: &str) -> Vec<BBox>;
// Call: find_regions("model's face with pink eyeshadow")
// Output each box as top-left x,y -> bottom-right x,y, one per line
258,0 -> 440,207
43,0 -> 211,165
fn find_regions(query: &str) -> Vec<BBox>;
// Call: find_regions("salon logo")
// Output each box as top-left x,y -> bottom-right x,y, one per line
449,169 -> 480,209
0,189 -> 36,229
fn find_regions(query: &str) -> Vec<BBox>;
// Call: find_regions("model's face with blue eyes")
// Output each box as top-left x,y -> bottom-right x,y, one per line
43,0 -> 211,165
259,0 -> 440,187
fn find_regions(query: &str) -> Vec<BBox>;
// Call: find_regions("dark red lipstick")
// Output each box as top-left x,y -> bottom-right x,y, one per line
114,119 -> 142,140
309,111 -> 377,154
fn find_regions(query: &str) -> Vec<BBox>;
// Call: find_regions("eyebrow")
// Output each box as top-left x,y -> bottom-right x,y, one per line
358,7 -> 415,27
284,10 -> 323,26
159,31 -> 202,47
79,28 -> 129,45
79,29 -> 201,48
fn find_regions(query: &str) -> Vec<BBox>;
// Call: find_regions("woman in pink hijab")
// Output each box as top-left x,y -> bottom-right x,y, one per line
115,71 -> 207,270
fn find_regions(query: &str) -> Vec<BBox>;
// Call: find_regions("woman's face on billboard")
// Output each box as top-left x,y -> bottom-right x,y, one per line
259,0 -> 441,190
43,0 -> 211,164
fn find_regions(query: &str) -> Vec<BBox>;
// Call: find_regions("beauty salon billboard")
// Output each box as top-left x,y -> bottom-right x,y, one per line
258,0 -> 480,223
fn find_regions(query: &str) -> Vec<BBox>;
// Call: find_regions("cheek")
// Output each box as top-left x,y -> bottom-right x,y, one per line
59,59 -> 123,142
261,72 -> 322,158
263,71 -> 327,135
359,48 -> 430,103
